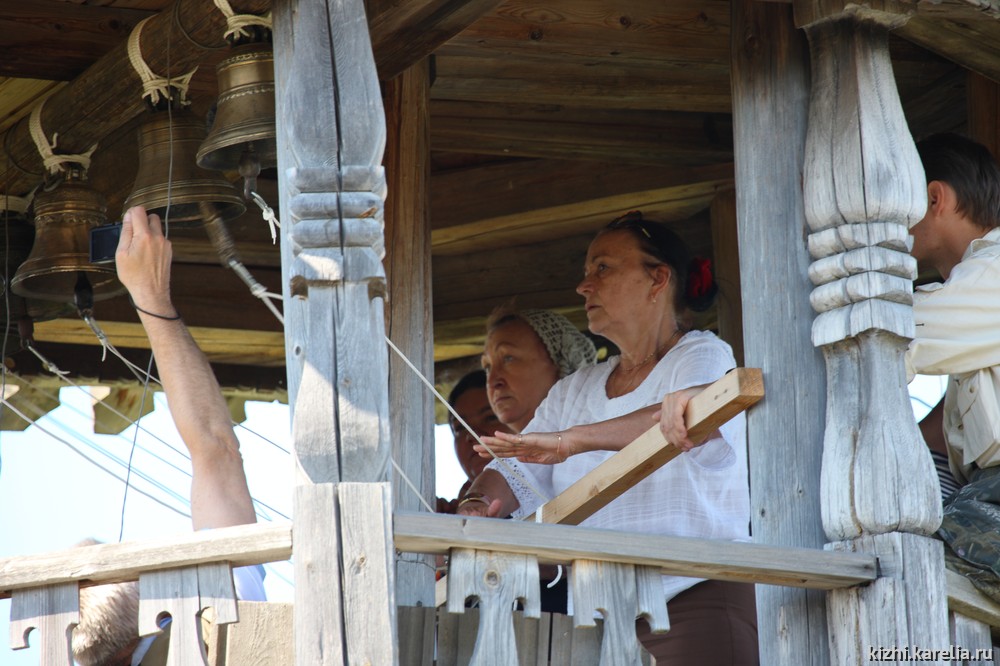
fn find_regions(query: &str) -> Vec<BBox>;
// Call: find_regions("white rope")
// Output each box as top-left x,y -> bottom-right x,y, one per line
250,191 -> 281,244
24,341 -> 70,378
390,457 -> 436,513
227,258 -> 285,325
28,100 -> 97,175
126,16 -> 197,105
0,194 -> 30,214
384,335 -> 551,505
213,0 -> 272,40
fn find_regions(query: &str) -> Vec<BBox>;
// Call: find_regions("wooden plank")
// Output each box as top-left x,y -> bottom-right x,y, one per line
216,601 -> 295,666
339,483 -> 398,665
31,319 -> 286,367
9,583 -> 78,666
0,523 -> 291,599
431,52 -> 731,113
440,0 -> 732,65
949,612 -> 995,664
394,512 -> 879,589
532,368 -> 763,525
291,484 -> 345,665
367,0 -> 505,80
710,190 -> 744,366
0,0 -> 151,80
947,570 -> 1000,630
383,58 -> 436,606
431,162 -> 733,255
898,16 -> 1000,87
397,606 -> 435,666
968,72 -> 1000,159
729,3 -> 830,664
430,101 -> 733,166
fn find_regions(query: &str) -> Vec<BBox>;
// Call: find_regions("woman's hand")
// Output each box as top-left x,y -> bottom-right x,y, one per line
455,495 -> 504,518
654,386 -> 719,451
475,431 -> 572,465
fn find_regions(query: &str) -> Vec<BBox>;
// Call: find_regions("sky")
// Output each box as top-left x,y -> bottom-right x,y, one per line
0,382 -> 464,665
0,372 -> 944,664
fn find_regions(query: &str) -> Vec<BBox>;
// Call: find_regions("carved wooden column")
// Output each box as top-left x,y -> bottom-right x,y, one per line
793,3 -> 948,660
273,0 -> 397,663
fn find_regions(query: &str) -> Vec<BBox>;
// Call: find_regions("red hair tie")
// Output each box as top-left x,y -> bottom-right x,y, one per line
687,257 -> 713,299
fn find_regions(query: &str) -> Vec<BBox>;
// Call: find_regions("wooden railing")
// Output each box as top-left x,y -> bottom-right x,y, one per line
2,517 -> 999,664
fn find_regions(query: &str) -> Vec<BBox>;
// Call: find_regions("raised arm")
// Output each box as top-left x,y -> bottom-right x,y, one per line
115,206 -> 256,530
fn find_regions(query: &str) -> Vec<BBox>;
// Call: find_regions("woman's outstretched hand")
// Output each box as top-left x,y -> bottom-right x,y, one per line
455,496 -> 504,518
475,431 -> 572,465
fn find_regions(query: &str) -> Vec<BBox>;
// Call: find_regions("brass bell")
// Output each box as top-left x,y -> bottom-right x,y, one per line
196,41 -> 277,195
124,106 -> 245,226
0,208 -> 73,323
11,167 -> 124,303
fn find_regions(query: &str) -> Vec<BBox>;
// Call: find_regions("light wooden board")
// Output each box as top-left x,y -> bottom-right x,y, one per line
532,368 -> 764,525
395,512 -> 877,589
0,523 -> 290,599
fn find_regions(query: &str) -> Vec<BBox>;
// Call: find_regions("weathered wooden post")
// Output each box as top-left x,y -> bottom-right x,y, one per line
272,0 -> 398,663
793,2 -> 948,661
731,3 -> 830,663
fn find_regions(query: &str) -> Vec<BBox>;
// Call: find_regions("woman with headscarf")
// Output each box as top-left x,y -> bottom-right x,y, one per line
458,211 -> 757,665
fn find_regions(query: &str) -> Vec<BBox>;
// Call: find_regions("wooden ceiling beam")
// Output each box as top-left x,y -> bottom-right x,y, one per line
0,1 -> 152,80
430,101 -> 732,165
367,0 -> 506,80
898,16 -> 1000,85
0,0 -> 271,197
430,159 -> 732,254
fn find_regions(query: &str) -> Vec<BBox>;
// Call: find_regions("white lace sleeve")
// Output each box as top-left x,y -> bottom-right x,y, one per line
485,457 -> 552,518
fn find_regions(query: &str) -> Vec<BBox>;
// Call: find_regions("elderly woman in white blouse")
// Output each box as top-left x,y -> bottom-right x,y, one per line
457,211 -> 758,665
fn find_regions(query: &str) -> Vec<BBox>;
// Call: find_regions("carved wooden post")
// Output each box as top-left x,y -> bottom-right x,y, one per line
272,0 -> 397,663
793,2 -> 948,660
446,549 -> 540,665
9,583 -> 78,666
137,563 -> 239,666
572,561 -> 668,666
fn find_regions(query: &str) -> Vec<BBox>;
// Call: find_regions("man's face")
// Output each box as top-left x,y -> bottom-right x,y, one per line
450,387 -> 507,481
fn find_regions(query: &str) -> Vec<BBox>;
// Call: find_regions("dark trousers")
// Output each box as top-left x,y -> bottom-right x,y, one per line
635,580 -> 759,665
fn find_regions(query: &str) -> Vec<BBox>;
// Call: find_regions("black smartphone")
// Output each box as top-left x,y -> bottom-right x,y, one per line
89,222 -> 123,264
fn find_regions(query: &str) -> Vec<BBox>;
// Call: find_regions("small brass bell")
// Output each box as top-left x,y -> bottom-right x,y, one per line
11,167 -> 124,303
124,106 -> 245,226
197,41 -> 277,197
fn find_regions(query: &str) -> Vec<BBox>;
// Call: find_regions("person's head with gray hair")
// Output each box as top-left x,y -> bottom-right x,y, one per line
482,306 -> 596,432
71,539 -> 141,666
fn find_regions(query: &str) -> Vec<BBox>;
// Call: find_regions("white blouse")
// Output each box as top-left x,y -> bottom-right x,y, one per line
487,330 -> 750,602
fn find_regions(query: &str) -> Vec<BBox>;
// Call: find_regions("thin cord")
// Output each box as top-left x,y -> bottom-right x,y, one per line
390,457 -> 435,513
0,396 -> 191,518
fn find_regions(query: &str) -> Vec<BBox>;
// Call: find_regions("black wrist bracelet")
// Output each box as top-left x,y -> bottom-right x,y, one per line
129,294 -> 181,321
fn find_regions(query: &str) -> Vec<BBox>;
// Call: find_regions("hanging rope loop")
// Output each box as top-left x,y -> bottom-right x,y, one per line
127,15 -> 197,106
213,0 -> 273,41
28,100 -> 98,176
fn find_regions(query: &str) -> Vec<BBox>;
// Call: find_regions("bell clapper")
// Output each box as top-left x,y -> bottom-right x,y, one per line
238,147 -> 261,201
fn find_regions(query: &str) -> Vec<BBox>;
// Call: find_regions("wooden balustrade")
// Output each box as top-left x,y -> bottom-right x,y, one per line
3,517 -> 1000,663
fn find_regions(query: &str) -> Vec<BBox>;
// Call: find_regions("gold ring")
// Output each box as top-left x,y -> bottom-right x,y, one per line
518,434 -> 523,444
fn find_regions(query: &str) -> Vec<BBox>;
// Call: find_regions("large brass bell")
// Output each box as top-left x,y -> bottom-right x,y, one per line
0,207 -> 73,324
196,41 -> 277,191
11,167 -> 124,303
124,107 -> 245,226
